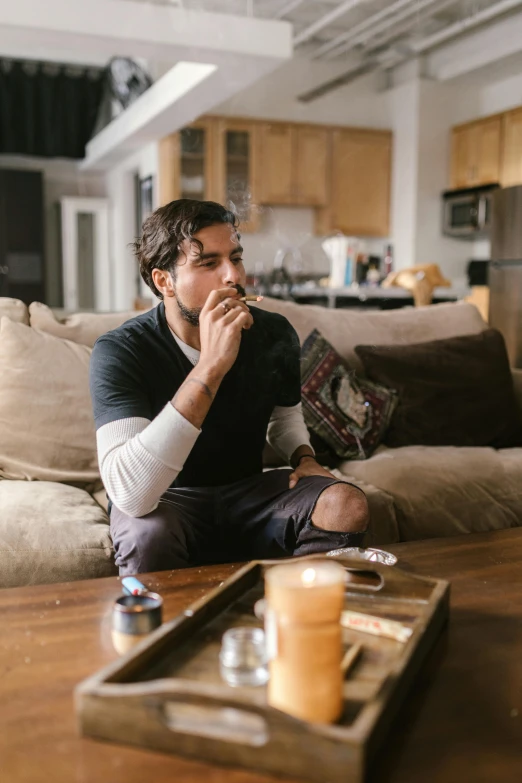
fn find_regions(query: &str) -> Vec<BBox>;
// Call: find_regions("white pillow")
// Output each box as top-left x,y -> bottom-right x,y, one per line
0,318 -> 99,484
0,297 -> 29,324
29,301 -> 147,347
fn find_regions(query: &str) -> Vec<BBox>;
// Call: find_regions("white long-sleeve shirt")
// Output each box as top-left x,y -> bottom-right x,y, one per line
96,329 -> 312,517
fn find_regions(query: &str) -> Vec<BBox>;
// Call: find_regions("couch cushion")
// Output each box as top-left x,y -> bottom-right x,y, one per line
355,329 -> 522,449
0,318 -> 99,484
256,299 -> 487,373
0,480 -> 115,587
29,301 -> 149,347
0,297 -> 29,324
329,469 -> 400,546
339,445 -> 522,541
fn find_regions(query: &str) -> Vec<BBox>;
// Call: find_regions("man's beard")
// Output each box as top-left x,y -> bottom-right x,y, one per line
175,293 -> 201,327
175,284 -> 246,327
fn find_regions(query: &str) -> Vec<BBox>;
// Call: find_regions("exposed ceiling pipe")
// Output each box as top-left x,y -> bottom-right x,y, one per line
411,0 -> 522,52
311,0 -> 420,59
274,0 -> 306,19
297,0 -> 456,102
293,0 -> 369,46
323,0 -> 456,60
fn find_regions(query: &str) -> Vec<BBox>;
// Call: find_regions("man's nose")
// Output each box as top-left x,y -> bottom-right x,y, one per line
222,259 -> 241,285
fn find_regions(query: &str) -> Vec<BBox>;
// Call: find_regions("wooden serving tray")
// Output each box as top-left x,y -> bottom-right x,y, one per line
75,556 -> 449,783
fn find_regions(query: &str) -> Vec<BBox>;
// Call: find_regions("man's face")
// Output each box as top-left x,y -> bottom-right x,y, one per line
170,222 -> 246,326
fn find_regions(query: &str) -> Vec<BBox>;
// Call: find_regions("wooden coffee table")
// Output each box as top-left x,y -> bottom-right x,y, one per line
2,528 -> 522,783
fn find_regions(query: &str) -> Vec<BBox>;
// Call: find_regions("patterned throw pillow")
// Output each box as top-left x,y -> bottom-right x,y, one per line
301,329 -> 397,460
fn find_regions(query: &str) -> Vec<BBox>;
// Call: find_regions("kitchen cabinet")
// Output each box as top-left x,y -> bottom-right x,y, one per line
158,116 -> 392,238
294,125 -> 329,207
158,119 -> 217,205
215,118 -> 260,232
501,108 -> 522,187
259,122 -> 294,205
258,122 -> 329,207
326,129 -> 391,237
450,116 -> 501,188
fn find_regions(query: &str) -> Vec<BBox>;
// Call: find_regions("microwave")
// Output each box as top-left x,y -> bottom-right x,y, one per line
442,183 -> 499,239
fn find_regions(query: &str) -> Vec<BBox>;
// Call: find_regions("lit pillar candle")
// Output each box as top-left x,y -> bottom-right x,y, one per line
264,560 -> 345,724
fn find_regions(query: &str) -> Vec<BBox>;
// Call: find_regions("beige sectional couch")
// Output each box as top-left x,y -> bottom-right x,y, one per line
1,295 -> 521,589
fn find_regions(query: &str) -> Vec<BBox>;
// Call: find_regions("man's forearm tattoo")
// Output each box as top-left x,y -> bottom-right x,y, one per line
174,377 -> 214,405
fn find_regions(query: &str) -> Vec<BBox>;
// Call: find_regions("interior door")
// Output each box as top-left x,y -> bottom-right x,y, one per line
0,169 -> 45,305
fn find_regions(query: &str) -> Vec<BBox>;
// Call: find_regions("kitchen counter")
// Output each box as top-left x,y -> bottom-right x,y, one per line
287,284 -> 470,309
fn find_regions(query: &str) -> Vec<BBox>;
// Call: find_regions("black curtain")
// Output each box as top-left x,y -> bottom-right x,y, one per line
0,60 -> 104,159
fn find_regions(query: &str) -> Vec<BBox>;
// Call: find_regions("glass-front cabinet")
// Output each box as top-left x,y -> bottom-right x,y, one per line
216,119 -> 260,233
158,119 -> 217,206
158,117 -> 259,231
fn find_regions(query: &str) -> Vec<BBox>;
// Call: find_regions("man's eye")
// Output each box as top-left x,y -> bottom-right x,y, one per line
232,257 -> 243,265
203,260 -> 217,268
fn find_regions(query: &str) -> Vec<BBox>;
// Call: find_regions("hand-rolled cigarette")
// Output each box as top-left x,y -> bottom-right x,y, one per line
341,610 -> 413,643
341,643 -> 362,676
240,295 -> 264,302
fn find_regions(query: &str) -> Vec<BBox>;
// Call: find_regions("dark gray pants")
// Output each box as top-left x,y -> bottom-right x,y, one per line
110,469 -> 366,575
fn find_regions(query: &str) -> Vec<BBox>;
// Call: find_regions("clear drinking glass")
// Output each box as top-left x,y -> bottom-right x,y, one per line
219,627 -> 269,687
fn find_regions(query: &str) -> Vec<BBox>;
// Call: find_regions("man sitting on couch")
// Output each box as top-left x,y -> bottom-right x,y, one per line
90,199 -> 369,574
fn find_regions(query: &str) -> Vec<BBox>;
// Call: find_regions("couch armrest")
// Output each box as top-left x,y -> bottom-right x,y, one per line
512,369 -> 522,413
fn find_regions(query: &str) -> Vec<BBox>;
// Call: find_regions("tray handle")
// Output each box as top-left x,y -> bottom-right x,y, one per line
95,680 -> 279,748
162,698 -> 269,747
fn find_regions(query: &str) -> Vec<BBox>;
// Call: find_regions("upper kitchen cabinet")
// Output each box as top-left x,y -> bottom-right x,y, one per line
215,118 -> 260,232
450,116 -> 502,189
259,122 -> 294,205
501,108 -> 522,187
158,119 -> 217,205
294,125 -> 329,207
159,116 -> 392,237
328,129 -> 391,237
258,122 -> 329,207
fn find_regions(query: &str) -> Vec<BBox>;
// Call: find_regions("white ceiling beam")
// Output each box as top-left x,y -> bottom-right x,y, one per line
312,0 -> 419,59
323,0 -> 455,60
426,5 -> 522,80
0,0 -> 292,63
293,0 -> 369,46
412,0 -> 522,53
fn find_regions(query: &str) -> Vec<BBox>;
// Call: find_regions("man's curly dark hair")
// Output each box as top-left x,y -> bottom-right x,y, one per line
133,199 -> 239,299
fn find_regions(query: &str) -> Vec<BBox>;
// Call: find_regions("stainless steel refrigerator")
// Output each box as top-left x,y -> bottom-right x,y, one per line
489,185 -> 522,367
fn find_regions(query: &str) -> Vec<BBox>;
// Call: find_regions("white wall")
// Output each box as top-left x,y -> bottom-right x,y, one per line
106,142 -> 159,311
414,80 -> 473,286
0,155 -> 105,306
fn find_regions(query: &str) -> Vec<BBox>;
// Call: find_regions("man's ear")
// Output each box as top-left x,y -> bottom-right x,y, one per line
152,268 -> 175,298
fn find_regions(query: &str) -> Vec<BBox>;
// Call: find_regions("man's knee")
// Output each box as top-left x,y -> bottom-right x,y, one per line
112,506 -> 190,574
312,483 -> 369,534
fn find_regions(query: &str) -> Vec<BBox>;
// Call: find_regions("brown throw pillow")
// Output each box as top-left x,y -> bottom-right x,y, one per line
355,328 -> 522,449
301,329 -> 397,460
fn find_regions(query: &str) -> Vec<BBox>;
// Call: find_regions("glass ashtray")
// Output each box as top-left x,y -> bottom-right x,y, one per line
326,547 -> 398,566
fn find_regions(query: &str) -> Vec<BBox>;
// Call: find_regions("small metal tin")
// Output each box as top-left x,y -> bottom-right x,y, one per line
326,547 -> 398,566
112,592 -> 163,635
